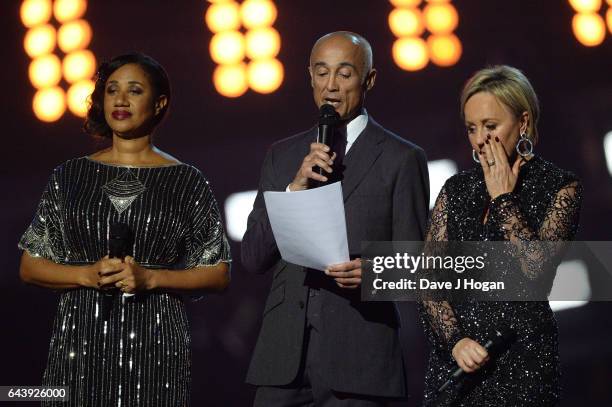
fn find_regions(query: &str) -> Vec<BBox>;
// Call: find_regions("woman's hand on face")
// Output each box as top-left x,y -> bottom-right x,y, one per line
452,337 -> 490,373
97,256 -> 152,294
478,134 -> 523,200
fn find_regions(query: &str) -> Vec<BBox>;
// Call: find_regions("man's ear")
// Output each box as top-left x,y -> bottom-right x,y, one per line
155,95 -> 168,116
308,66 -> 314,89
364,69 -> 377,92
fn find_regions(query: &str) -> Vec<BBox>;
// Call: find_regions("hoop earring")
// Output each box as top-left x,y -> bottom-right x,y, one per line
516,132 -> 534,158
472,149 -> 480,163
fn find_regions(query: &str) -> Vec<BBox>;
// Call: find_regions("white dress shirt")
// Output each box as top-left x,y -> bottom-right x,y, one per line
344,109 -> 368,154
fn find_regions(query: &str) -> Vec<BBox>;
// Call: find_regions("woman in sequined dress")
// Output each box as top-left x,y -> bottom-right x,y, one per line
420,66 -> 582,406
18,53 -> 231,406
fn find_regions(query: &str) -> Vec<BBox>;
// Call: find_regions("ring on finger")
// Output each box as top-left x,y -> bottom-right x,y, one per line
487,160 -> 496,166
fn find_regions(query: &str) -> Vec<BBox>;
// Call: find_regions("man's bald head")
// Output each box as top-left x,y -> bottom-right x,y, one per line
308,31 -> 377,120
310,31 -> 373,79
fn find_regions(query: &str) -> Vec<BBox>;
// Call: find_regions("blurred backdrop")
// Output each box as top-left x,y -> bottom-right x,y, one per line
1,0 -> 611,405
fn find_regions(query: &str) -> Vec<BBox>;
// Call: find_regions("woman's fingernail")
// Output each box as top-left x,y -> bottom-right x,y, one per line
485,140 -> 489,144
487,134 -> 491,139
495,136 -> 499,142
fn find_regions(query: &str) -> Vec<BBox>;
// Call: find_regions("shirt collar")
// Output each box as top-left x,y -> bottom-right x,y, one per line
344,109 -> 368,147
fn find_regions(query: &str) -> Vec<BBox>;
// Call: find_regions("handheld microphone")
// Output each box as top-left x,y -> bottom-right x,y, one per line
317,104 -> 340,177
102,223 -> 134,318
437,327 -> 516,394
109,222 -> 131,259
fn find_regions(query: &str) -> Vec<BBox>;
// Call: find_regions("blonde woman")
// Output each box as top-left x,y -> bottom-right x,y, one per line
421,66 -> 582,406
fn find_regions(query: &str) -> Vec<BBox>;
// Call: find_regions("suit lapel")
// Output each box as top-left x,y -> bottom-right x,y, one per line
303,126 -> 318,147
341,117 -> 385,202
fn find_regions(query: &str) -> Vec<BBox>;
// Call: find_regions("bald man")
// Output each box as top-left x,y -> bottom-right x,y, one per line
242,32 -> 429,406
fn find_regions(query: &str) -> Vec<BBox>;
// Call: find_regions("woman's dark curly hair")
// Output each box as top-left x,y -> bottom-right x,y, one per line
84,52 -> 171,139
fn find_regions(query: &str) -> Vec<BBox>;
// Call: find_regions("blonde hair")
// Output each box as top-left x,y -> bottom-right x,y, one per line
460,65 -> 540,144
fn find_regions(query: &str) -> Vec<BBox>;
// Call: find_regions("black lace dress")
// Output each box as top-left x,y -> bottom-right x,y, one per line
420,156 -> 582,406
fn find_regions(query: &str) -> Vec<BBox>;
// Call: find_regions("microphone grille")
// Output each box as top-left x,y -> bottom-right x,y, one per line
319,104 -> 340,125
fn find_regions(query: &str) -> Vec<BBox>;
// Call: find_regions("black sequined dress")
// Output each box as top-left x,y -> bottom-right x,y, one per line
420,156 -> 582,406
19,157 -> 231,406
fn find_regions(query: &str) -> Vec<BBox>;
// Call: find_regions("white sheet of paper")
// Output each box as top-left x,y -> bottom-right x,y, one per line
263,181 -> 350,271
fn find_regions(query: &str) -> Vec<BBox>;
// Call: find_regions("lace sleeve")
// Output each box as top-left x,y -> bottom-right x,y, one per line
420,185 -> 464,351
488,180 -> 582,279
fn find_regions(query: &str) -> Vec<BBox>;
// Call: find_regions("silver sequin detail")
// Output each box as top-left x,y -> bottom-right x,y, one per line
102,169 -> 146,214
17,157 -> 232,406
